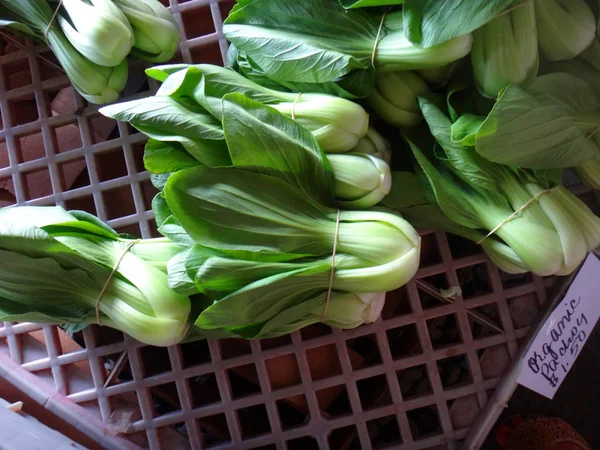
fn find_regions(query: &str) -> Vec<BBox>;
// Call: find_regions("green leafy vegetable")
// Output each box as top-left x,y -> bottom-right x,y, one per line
153,90 -> 420,337
0,0 -> 129,104
223,0 -> 472,86
145,64 -> 371,154
383,96 -> 600,276
0,207 -> 190,346
58,0 -> 134,67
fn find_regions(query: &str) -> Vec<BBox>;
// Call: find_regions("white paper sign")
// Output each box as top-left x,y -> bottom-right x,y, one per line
517,253 -> 600,399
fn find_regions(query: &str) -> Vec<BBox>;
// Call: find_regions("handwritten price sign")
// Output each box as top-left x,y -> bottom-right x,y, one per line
517,253 -> 600,399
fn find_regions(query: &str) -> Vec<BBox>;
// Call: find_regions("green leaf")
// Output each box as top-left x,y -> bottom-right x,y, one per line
0,19 -> 41,39
475,73 -> 600,168
192,65 -> 284,117
380,172 -> 431,209
531,168 -> 564,187
164,166 -> 331,258
152,194 -> 172,228
403,133 -> 482,229
68,211 -> 120,239
151,174 -> 171,192
446,66 -> 496,122
451,114 -> 486,146
340,0 -> 403,8
190,253 -> 330,299
418,96 -> 501,193
100,97 -> 230,167
403,0 -> 514,47
195,270 -> 326,330
152,193 -> 195,246
237,50 -> 375,99
151,65 -> 283,117
158,216 -> 196,247
546,56 -> 600,94
222,93 -> 336,206
0,0 -> 55,35
144,139 -> 200,174
224,0 -> 378,83
0,207 -> 77,256
0,252 -> 98,325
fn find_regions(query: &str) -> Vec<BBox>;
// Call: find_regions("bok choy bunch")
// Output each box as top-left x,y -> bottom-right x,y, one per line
101,65 -> 390,208
223,0 -> 472,91
145,64 -> 370,153
0,0 -> 180,104
382,96 -> 600,276
58,0 -> 134,67
0,0 -> 129,104
0,207 -> 190,346
101,64 -> 369,156
152,93 -> 420,338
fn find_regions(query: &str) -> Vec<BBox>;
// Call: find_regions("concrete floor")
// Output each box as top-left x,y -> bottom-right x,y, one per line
482,325 -> 600,449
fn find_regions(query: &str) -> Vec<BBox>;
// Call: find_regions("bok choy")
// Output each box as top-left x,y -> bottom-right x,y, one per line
58,0 -> 134,67
223,0 -> 472,89
101,67 -> 389,209
0,207 -> 190,346
0,0 -> 180,104
382,96 -> 600,276
0,0 -> 129,104
145,64 -> 370,153
147,93 -> 420,338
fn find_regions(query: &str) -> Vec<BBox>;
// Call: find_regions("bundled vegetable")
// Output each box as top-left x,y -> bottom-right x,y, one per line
0,207 -> 190,346
145,64 -> 370,153
101,64 -> 391,208
58,0 -> 134,67
153,93 -> 420,338
0,0 -> 180,104
223,0 -> 472,92
0,0 -> 129,104
382,96 -> 600,276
